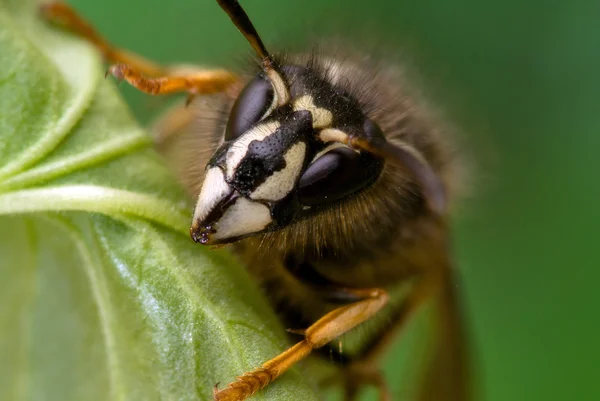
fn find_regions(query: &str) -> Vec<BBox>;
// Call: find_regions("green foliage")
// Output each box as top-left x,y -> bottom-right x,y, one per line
0,1 -> 319,400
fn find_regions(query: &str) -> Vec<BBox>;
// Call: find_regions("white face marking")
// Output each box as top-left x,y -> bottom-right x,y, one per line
225,121 -> 281,180
251,142 -> 306,201
193,167 -> 231,224
293,95 -> 333,129
212,197 -> 272,241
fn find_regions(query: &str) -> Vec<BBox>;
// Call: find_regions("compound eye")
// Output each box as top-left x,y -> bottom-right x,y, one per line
298,146 -> 382,205
225,73 -> 275,141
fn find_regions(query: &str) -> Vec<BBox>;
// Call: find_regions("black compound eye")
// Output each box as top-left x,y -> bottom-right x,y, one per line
298,146 -> 383,205
225,73 -> 275,141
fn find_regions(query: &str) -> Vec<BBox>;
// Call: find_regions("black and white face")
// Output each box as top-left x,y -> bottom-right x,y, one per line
190,65 -> 385,245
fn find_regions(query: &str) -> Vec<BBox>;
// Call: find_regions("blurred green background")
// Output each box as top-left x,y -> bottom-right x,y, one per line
66,0 -> 600,400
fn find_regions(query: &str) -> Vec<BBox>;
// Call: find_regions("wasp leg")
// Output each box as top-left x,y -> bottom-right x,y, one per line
321,268 -> 471,401
316,277 -> 433,401
40,1 -> 165,76
107,64 -> 238,99
213,288 -> 389,401
40,2 -> 240,99
355,276 -> 434,364
360,270 -> 471,401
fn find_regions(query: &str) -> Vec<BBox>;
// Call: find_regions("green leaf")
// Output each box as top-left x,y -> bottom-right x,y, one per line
0,1 -> 320,400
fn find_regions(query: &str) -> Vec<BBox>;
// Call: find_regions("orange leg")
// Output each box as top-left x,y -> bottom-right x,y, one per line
107,64 -> 238,100
213,288 -> 389,401
316,277 -> 434,401
40,2 -> 240,100
321,269 -> 471,401
40,2 -> 165,76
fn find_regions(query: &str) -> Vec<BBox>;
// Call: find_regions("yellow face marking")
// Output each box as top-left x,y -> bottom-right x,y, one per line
320,128 -> 429,164
251,142 -> 307,201
311,142 -> 352,163
293,95 -> 333,129
319,128 -> 349,144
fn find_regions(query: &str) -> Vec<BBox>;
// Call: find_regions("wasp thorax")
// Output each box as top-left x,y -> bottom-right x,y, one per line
190,65 -> 384,245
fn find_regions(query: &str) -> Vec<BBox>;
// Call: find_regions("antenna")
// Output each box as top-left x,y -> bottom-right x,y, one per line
216,0 -> 290,105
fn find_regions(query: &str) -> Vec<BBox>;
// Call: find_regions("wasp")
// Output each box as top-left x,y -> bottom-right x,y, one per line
41,1 -> 473,400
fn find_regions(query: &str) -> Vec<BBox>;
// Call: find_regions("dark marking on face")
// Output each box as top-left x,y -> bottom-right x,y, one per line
232,110 -> 314,196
